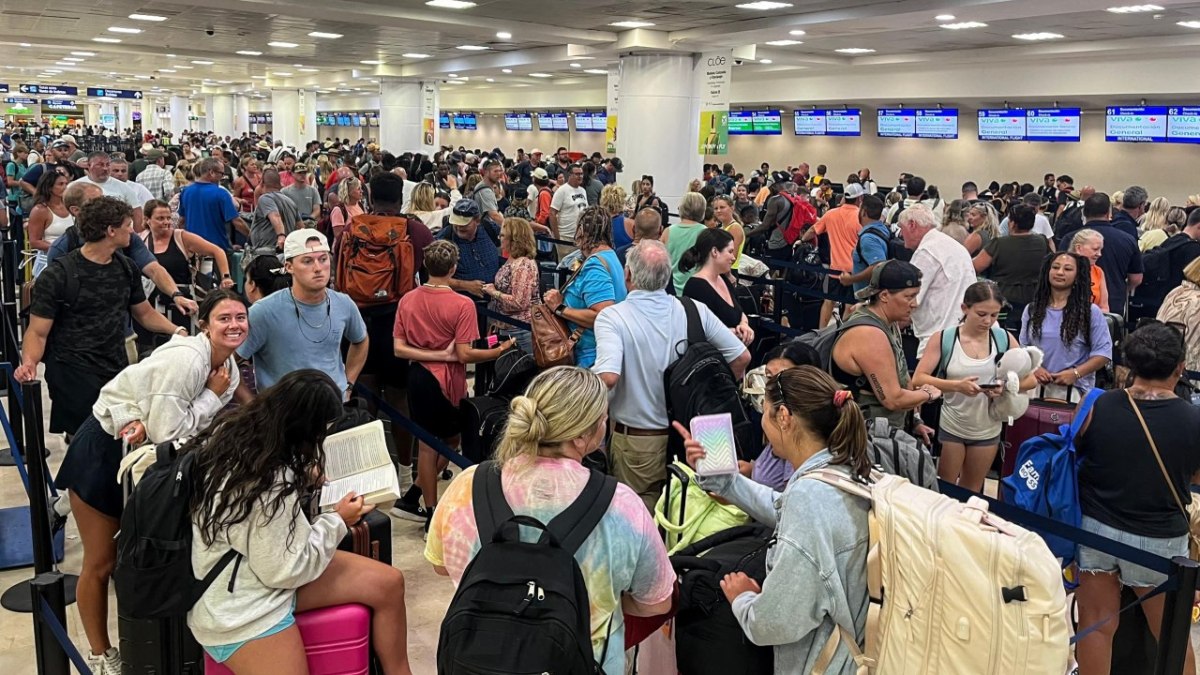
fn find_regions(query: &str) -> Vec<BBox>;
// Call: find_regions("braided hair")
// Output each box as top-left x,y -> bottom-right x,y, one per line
1027,252 -> 1093,351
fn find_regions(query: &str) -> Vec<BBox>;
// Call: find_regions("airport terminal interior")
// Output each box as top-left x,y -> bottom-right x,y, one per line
4,1 -> 1200,674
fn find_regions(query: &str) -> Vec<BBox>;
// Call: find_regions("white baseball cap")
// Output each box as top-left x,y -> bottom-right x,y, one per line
282,228 -> 331,260
843,183 -> 866,200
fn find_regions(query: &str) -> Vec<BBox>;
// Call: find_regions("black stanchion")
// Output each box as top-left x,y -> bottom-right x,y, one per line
0,381 -> 77,612
1154,555 -> 1199,675
31,571 -> 71,675
0,236 -> 21,467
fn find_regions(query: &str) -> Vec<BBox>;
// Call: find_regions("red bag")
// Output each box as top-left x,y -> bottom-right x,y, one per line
779,192 -> 818,245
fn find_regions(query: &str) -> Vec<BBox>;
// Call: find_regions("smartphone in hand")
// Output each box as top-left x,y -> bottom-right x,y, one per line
691,413 -> 740,477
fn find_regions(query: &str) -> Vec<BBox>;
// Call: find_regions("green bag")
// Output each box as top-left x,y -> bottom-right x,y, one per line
654,461 -> 749,554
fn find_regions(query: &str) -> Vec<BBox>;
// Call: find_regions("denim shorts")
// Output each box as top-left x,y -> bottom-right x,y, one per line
1076,515 -> 1187,588
203,598 -> 297,663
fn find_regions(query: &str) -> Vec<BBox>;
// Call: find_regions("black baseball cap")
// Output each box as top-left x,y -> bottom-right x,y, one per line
855,260 -> 923,300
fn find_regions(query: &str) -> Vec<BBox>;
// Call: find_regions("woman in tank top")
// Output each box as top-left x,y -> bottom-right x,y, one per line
911,282 -> 1034,493
27,171 -> 73,277
712,194 -> 746,271
232,157 -> 262,214
141,200 -> 233,295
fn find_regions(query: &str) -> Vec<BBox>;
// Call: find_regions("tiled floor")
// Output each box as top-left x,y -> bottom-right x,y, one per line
0,379 -> 455,674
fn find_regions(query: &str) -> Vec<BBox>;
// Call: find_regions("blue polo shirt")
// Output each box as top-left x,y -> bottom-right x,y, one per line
178,181 -> 238,249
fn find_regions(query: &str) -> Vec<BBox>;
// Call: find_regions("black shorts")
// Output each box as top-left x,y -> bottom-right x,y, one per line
822,274 -> 856,304
44,360 -> 113,435
54,415 -> 124,518
351,304 -> 409,388
407,364 -> 463,441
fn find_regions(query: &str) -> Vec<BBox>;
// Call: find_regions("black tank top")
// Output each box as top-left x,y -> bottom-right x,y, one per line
151,232 -> 191,286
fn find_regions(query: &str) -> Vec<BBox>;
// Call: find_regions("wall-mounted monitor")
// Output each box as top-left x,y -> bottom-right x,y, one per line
793,109 -> 861,136
915,109 -> 958,139
1168,107 -> 1200,144
1026,108 -> 1081,142
730,110 -> 781,135
575,111 -> 606,132
538,112 -> 568,131
877,109 -> 916,137
439,112 -> 450,129
504,113 -> 532,131
977,109 -> 1027,141
453,112 -> 477,130
1106,106 -> 1167,143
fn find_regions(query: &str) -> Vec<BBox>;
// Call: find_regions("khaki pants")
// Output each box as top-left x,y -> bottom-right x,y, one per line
609,431 -> 669,514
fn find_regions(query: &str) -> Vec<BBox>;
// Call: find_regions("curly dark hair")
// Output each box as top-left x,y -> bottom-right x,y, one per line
1027,252 -> 1093,351
76,196 -> 134,243
189,369 -> 344,547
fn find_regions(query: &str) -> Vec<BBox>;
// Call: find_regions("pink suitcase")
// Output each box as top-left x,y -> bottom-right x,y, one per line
204,603 -> 371,674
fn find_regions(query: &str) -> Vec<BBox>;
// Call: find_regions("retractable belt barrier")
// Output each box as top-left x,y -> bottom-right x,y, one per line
354,384 -> 475,470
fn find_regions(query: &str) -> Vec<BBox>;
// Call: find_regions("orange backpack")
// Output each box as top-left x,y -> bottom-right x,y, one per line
334,213 -> 416,307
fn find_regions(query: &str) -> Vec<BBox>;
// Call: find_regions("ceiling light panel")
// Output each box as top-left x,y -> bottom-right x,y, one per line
1180,20 -> 1200,28
609,20 -> 655,28
736,1 -> 793,9
457,45 -> 489,50
403,53 -> 430,58
268,41 -> 298,48
308,31 -> 343,39
108,26 -> 142,34
93,37 -> 122,43
236,50 -> 262,56
129,13 -> 167,21
1012,32 -> 1064,40
940,21 -> 987,29
835,47 -> 875,53
426,0 -> 477,8
765,39 -> 803,45
1106,4 -> 1164,12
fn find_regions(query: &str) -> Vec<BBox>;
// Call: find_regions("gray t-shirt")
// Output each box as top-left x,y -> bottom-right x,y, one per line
250,191 -> 301,251
236,288 -> 367,392
472,182 -> 499,218
281,183 -> 320,220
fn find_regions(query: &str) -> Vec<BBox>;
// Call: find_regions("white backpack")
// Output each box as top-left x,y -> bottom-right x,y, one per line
806,470 -> 1070,675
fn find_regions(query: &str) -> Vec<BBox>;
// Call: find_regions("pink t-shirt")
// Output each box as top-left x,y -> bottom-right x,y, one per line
392,285 -> 478,403
425,457 -> 675,672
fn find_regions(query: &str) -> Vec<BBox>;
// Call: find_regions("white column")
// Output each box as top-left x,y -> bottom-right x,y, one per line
199,95 -> 214,133
84,103 -> 100,127
234,95 -> 250,137
299,89 -> 317,145
616,54 -> 703,212
378,78 -> 423,154
271,89 -> 300,149
211,94 -> 234,138
99,102 -> 116,130
169,96 -> 188,136
117,100 -> 133,131
140,97 -> 156,131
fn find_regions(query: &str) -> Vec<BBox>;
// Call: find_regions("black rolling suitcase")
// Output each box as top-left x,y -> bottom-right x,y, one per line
117,440 -> 205,675
336,509 -> 392,564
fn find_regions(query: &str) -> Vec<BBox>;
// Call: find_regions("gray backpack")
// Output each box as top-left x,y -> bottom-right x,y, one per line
866,418 -> 938,492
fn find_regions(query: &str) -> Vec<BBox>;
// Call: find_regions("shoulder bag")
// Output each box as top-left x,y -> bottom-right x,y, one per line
1127,389 -> 1200,560
530,253 -> 611,368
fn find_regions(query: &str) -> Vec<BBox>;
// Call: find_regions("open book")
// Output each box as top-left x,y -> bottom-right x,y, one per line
318,420 -> 400,512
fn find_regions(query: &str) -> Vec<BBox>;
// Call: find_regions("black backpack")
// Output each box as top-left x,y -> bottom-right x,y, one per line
437,461 -> 617,675
671,524 -> 775,675
854,227 -> 903,267
113,443 -> 240,620
1136,234 -> 1200,308
459,397 -> 510,464
663,298 -> 754,461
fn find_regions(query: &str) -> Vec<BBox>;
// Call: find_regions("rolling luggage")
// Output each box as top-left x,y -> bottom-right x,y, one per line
1000,386 -> 1082,480
337,509 -> 392,565
202,603 -> 372,675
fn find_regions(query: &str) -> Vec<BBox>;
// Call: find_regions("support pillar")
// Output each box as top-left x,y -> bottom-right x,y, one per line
300,89 -> 317,146
378,78 -> 434,155
117,101 -> 133,132
169,96 -> 188,137
615,54 -> 703,213
271,89 -> 300,149
234,95 -> 250,137
211,94 -> 234,138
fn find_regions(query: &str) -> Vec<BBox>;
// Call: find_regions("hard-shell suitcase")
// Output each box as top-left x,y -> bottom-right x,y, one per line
202,603 -> 372,674
337,509 -> 392,565
1001,386 -> 1081,480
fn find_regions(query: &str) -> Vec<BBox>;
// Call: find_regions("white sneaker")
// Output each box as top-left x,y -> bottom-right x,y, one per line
86,648 -> 122,675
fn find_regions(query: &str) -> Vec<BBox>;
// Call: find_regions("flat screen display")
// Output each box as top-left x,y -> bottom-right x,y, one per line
978,109 -> 1027,141
575,112 -> 606,131
538,112 -> 568,131
752,110 -> 781,135
1106,106 -> 1167,142
826,109 -> 861,136
1026,108 -> 1081,142
1167,106 -> 1200,144
453,112 -> 477,130
793,110 -> 825,136
439,112 -> 450,129
877,109 -> 916,137
914,109 -> 958,139
728,111 -> 754,135
504,113 -> 532,131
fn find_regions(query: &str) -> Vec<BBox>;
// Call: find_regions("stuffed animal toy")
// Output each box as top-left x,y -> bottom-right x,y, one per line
989,345 -> 1044,424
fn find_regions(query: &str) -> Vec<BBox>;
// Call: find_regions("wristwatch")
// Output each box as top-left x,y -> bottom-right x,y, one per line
553,305 -> 566,319
222,273 -> 231,279
170,290 -> 185,299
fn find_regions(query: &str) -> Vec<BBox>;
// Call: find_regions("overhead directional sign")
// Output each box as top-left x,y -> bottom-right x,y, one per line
19,84 -> 77,96
6,97 -> 37,105
43,99 -> 78,110
0,84 -> 8,94
87,87 -> 143,100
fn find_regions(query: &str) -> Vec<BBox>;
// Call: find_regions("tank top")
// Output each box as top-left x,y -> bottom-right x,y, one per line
939,329 -> 1002,441
43,208 -> 72,244
144,230 -> 191,286
831,307 -> 910,429
723,221 -> 745,270
238,174 -> 259,210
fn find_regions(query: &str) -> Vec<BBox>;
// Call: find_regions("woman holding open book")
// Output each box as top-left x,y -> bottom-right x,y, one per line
54,289 -> 250,675
187,369 -> 413,675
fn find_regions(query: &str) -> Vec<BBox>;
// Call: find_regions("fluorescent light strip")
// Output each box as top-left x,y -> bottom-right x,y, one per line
457,45 -> 489,50
1012,32 -> 1064,40
736,1 -> 793,9
236,50 -> 262,56
128,13 -> 167,21
528,72 -> 552,77
191,60 -> 213,65
71,51 -> 95,56
609,20 -> 655,28
1107,4 -> 1164,12
759,59 -> 773,64
935,14 -> 955,21
425,0 -> 477,8
403,53 -> 430,58
835,47 -> 875,54
496,31 -> 511,39
765,39 -> 803,45
788,30 -> 806,36
584,69 -> 607,75
940,21 -> 987,29
308,31 -> 343,39
108,26 -> 142,34
61,57 -> 84,62
1178,20 -> 1200,28
93,37 -> 122,43
268,41 -> 298,48
360,60 -> 384,65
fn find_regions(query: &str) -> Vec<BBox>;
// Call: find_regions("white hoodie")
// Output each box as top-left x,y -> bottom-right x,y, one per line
92,334 -> 239,443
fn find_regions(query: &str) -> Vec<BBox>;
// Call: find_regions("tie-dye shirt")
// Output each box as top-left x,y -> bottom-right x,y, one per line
425,457 -> 676,674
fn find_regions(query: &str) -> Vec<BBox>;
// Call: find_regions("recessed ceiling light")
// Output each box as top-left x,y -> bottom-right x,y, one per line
108,26 -> 142,34
1012,32 -> 1064,40
457,45 -> 489,50
444,80 -> 465,85
71,51 -> 95,56
502,68 -> 513,73
496,31 -> 511,39
402,52 -> 430,58
298,68 -> 319,72
18,43 -> 30,47
485,77 -> 495,82
308,31 -> 343,39
765,39 -> 803,45
1179,20 -> 1200,28
360,59 -> 384,65
1107,4 -> 1164,12
61,57 -> 84,62
528,72 -> 552,77
609,20 -> 655,28
236,50 -> 262,56
268,41 -> 298,48
835,47 -> 875,53
788,29 -> 806,36
584,68 -> 608,74
44,69 -> 62,73
736,1 -> 793,9
218,80 -> 233,84
191,60 -> 213,65
250,75 -> 266,79
935,14 -> 956,21
172,65 -> 193,69
426,0 -> 477,8
570,62 -> 582,68
940,21 -> 988,29
134,75 -> 151,79
93,37 -> 122,43
129,13 -> 167,21
759,59 -> 773,64
158,68 -> 176,73
273,71 -> 293,76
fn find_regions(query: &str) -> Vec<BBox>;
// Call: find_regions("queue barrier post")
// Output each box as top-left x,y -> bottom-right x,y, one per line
0,236 -> 21,467
31,572 -> 71,675
1154,555 -> 1200,675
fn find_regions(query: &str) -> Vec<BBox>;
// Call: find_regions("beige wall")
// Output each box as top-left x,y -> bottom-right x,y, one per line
440,113 -> 607,157
708,110 -> 1199,203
